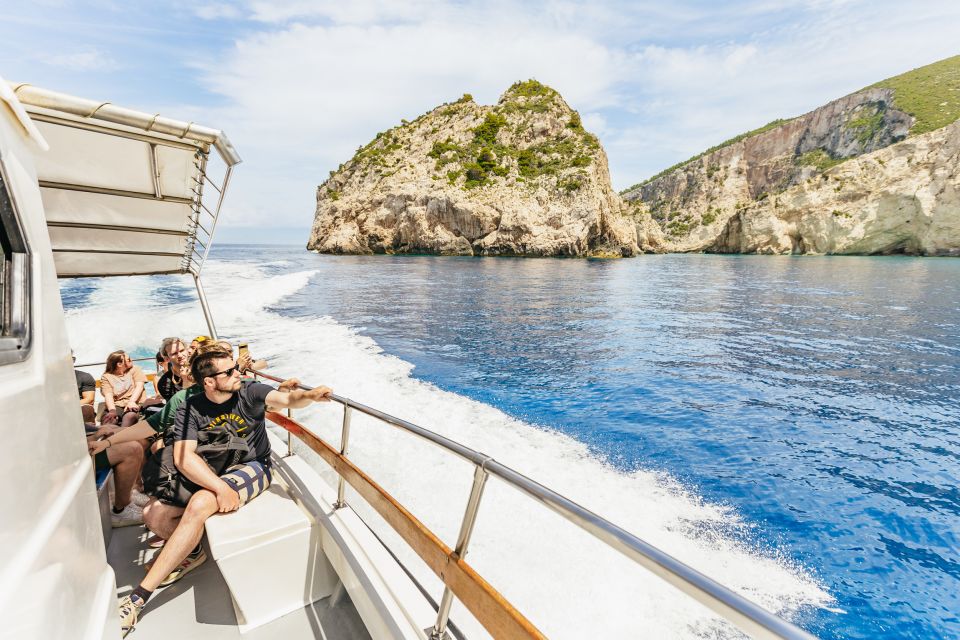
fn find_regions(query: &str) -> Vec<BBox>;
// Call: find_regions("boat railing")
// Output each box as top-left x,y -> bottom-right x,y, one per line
247,367 -> 817,640
74,356 -> 157,369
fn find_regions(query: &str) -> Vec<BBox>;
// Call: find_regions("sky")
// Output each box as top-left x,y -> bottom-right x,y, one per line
2,1 -> 959,244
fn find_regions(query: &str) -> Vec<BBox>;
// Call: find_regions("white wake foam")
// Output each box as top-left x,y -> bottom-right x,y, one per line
63,261 -> 832,639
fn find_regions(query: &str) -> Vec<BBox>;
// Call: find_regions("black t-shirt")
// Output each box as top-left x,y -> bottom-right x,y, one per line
75,370 -> 95,398
173,380 -> 274,463
157,369 -> 180,401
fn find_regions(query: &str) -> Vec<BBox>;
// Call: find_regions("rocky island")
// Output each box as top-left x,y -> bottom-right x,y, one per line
307,81 -> 640,257
622,55 -> 960,255
309,56 -> 960,257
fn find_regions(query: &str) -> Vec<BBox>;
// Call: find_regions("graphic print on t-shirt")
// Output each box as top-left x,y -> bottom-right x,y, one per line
206,412 -> 249,436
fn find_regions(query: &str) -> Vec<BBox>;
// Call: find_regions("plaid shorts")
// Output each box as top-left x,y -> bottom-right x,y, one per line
220,460 -> 271,505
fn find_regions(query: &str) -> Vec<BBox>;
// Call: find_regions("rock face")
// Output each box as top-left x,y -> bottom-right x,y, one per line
622,56 -> 960,255
710,121 -> 960,255
308,82 -> 639,257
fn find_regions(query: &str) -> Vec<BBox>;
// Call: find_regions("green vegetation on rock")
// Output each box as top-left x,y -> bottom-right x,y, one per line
845,105 -> 886,144
796,149 -> 844,172
871,54 -> 960,135
506,79 -> 555,99
473,112 -> 508,146
340,79 -> 601,194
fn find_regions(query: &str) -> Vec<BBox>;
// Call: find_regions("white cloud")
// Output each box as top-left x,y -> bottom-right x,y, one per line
247,0 -> 449,24
39,49 -> 119,72
192,3 -> 243,20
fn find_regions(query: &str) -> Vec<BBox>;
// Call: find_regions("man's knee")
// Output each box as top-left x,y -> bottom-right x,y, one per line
143,498 -> 182,528
184,490 -> 218,519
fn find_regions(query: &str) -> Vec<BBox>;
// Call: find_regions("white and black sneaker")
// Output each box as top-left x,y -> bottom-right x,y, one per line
111,503 -> 144,528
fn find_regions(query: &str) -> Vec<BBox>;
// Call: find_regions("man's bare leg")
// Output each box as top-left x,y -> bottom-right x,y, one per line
140,490 -> 217,591
107,442 -> 143,510
142,499 -> 184,541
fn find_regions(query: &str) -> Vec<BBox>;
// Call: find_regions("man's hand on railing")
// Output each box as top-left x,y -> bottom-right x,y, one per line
264,385 -> 333,410
305,386 -> 333,402
278,377 -> 301,393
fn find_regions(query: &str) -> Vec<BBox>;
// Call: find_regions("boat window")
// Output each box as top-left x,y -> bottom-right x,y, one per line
0,157 -> 31,365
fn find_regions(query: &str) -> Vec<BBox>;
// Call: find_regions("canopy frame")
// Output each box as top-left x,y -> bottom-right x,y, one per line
9,83 -> 240,281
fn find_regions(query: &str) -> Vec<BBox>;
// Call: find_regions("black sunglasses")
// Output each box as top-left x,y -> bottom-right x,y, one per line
209,364 -> 240,379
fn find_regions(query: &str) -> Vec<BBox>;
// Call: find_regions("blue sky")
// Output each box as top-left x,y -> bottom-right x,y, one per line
2,1 -> 959,244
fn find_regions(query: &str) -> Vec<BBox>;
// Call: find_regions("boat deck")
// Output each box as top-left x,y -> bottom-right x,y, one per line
108,525 -> 371,639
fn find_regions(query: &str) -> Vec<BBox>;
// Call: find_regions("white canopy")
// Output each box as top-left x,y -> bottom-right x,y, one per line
9,83 -> 240,278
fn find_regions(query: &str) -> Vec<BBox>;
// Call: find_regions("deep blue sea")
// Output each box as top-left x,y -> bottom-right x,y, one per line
62,246 -> 960,639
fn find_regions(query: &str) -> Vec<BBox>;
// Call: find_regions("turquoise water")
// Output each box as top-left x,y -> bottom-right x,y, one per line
63,249 -> 960,638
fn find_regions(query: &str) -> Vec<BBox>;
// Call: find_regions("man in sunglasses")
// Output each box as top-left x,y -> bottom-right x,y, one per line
117,345 -> 333,636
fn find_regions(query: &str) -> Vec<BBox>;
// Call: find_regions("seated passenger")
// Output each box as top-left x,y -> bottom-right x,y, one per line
156,337 -> 187,401
100,350 -> 161,428
73,351 -> 96,425
86,431 -> 148,527
92,343 -> 296,538
117,345 -> 333,637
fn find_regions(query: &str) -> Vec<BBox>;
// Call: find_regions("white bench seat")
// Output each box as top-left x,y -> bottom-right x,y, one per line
204,477 -> 339,633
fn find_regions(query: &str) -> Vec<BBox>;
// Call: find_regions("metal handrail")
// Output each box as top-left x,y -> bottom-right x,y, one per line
74,355 -> 156,369
248,367 -> 817,640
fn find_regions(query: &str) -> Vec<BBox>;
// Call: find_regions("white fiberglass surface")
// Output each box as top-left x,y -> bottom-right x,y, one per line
63,260 -> 831,639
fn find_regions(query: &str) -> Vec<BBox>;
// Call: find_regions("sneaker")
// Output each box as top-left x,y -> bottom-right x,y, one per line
111,503 -> 144,528
131,490 -> 152,508
158,548 -> 207,587
118,594 -> 143,637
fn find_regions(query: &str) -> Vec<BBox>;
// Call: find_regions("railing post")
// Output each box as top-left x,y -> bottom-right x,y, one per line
287,407 -> 293,457
334,406 -> 352,509
430,463 -> 489,639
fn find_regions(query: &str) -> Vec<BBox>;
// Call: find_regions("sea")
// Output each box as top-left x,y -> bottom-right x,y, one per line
61,246 -> 960,640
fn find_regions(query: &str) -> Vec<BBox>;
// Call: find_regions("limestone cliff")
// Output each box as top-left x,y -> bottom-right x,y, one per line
623,55 -> 960,255
308,81 -> 639,257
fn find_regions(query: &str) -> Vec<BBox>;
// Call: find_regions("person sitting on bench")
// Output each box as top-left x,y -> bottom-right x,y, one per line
116,344 -> 333,637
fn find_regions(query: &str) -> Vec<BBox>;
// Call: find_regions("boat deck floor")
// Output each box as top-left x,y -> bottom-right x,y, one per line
108,524 -> 371,640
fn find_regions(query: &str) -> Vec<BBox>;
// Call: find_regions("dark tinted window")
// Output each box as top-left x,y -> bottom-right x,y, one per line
0,157 -> 31,365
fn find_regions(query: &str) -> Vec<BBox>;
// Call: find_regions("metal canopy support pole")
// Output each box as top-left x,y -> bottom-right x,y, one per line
193,273 -> 218,339
430,464 -> 490,639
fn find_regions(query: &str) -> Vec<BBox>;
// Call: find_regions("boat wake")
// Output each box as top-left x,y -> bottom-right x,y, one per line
64,261 -> 833,639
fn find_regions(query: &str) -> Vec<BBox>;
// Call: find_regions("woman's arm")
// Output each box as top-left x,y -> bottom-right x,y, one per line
127,367 -> 147,410
101,379 -> 116,412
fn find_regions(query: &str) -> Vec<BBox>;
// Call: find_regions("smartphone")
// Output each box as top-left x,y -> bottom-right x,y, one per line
238,343 -> 249,359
